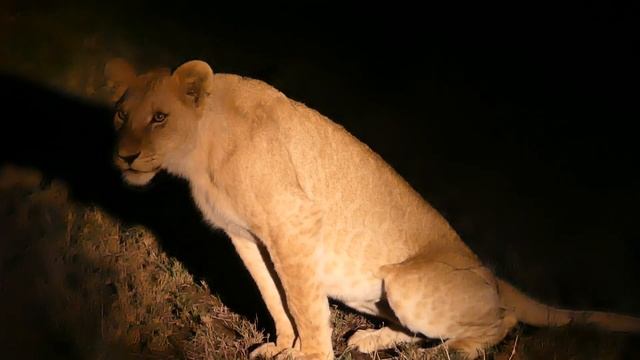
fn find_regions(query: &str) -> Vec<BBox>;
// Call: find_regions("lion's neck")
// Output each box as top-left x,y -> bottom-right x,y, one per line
165,105 -> 233,182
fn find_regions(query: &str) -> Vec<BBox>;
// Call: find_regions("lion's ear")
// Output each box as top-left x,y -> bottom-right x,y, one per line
172,60 -> 214,108
104,58 -> 137,103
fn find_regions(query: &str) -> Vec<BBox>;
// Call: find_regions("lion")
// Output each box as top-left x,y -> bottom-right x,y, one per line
105,58 -> 640,359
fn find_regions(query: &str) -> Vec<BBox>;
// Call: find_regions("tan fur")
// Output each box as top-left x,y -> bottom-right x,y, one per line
106,59 -> 640,360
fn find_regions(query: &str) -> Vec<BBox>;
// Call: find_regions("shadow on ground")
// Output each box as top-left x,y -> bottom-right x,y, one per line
0,74 -> 270,330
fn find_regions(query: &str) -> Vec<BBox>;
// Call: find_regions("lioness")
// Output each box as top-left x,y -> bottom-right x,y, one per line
106,59 -> 640,359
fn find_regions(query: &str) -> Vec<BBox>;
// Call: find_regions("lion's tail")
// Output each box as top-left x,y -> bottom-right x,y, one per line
497,278 -> 640,332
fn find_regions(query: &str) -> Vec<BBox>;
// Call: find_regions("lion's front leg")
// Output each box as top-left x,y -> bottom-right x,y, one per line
228,232 -> 297,359
259,202 -> 334,360
267,242 -> 333,360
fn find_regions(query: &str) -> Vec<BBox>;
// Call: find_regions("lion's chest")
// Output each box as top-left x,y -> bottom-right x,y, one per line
190,179 -> 246,233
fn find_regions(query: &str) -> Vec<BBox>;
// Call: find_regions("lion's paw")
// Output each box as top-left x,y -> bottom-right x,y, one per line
347,328 -> 383,353
250,342 -> 288,359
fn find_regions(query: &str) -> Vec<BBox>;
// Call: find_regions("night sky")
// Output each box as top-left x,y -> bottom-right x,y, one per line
1,0 -> 639,336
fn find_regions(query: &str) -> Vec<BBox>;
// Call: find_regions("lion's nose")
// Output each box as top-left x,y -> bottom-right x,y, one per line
119,152 -> 140,165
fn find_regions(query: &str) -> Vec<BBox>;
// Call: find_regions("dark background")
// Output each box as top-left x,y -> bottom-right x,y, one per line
1,0 -> 639,337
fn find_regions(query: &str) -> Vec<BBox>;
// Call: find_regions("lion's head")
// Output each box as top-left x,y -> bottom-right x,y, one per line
104,59 -> 214,186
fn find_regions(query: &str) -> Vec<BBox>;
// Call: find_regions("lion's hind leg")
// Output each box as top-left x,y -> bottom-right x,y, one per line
380,252 -> 517,359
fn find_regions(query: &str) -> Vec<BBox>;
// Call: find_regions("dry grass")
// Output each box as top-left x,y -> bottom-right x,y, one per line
0,165 -> 263,359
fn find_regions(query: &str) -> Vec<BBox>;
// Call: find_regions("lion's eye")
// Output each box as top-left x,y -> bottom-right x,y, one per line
116,110 -> 128,121
152,112 -> 168,124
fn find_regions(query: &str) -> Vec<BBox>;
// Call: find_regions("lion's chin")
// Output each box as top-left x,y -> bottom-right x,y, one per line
122,169 -> 158,186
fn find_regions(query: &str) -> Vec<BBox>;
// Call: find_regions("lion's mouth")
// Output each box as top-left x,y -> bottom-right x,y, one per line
124,169 -> 152,175
122,166 -> 161,174
120,166 -> 161,186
